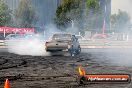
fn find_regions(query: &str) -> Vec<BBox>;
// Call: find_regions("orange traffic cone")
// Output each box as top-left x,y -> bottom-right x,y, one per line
4,79 -> 10,88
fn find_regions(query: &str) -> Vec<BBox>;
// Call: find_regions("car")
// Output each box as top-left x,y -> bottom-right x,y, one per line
45,33 -> 81,56
5,34 -> 45,47
5,34 -> 23,40
5,34 -> 45,41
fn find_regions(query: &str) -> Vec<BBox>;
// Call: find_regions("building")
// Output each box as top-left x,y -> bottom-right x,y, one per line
31,0 -> 62,26
99,0 -> 111,31
4,0 -> 62,27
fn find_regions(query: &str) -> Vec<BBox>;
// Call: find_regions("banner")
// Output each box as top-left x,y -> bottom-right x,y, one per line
0,27 -> 35,34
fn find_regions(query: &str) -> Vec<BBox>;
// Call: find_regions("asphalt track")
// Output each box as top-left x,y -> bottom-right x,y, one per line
0,49 -> 132,88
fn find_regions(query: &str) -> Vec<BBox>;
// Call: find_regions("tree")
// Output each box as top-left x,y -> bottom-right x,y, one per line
55,0 -> 101,31
15,0 -> 37,28
86,0 -> 99,13
111,10 -> 131,32
0,0 -> 12,26
83,0 -> 102,31
54,0 -> 83,29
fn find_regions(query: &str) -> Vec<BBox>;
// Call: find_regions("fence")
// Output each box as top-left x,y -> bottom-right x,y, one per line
79,40 -> 132,48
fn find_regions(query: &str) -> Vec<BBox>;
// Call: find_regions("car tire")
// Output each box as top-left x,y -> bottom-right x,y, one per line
70,50 -> 76,57
77,46 -> 81,54
69,47 -> 76,57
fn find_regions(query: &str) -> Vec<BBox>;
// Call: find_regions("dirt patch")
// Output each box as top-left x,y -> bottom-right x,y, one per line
0,50 -> 131,88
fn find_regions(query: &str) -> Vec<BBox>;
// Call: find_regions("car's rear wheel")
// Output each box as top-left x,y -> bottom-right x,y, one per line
77,46 -> 81,54
70,50 -> 76,56
69,46 -> 76,57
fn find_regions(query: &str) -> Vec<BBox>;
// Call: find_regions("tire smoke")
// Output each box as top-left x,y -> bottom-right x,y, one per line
6,37 -> 50,56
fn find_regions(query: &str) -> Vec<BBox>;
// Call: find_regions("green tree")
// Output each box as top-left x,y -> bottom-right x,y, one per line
83,0 -> 102,31
111,10 -> 131,32
0,0 -> 12,26
55,0 -> 83,29
15,0 -> 37,28
86,0 -> 99,13
55,0 -> 101,31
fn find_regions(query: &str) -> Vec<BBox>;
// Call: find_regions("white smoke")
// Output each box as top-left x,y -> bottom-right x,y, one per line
5,24 -> 63,56
102,49 -> 132,67
6,34 -> 50,56
112,0 -> 132,22
44,23 -> 62,39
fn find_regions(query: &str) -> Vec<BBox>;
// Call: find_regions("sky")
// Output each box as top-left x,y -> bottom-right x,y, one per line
111,0 -> 132,19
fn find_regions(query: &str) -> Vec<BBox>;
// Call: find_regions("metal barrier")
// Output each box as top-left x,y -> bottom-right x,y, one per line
79,40 -> 132,48
1,39 -> 132,49
0,40 -> 6,48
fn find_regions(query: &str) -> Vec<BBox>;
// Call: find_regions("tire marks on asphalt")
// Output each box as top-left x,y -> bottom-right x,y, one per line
0,58 -> 8,65
0,56 -> 27,70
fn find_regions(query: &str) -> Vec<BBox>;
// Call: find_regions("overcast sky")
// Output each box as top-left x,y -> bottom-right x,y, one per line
111,0 -> 132,15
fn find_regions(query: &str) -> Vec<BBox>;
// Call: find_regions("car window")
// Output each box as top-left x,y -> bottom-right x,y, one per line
76,36 -> 82,39
52,34 -> 71,40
